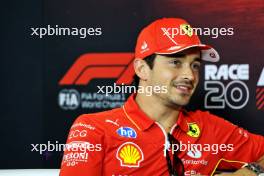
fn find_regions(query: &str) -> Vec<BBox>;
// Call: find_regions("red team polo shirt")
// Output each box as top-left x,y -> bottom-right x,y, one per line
60,94 -> 264,176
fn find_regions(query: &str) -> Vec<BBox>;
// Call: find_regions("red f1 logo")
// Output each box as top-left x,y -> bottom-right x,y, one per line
59,53 -> 135,85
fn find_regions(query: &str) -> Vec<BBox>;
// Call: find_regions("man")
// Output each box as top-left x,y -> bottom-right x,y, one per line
60,18 -> 264,176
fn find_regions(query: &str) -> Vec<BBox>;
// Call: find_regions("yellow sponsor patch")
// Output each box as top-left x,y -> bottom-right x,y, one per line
187,123 -> 200,137
180,24 -> 193,37
116,142 -> 144,168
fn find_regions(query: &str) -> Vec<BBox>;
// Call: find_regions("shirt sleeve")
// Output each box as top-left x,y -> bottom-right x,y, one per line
209,112 -> 264,169
59,114 -> 104,176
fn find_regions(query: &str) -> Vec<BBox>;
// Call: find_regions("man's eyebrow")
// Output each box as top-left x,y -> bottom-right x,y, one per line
166,53 -> 186,58
160,53 -> 202,61
194,57 -> 202,62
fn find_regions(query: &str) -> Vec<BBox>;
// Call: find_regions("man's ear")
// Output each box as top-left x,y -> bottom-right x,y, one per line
134,58 -> 151,81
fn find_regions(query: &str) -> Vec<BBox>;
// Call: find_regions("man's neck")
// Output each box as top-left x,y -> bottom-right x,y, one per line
135,93 -> 180,133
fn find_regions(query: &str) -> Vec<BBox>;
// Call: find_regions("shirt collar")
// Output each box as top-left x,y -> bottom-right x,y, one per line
122,94 -> 190,132
123,94 -> 155,131
177,109 -> 190,133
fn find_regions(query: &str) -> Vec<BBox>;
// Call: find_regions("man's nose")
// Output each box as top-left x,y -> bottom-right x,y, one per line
180,66 -> 195,81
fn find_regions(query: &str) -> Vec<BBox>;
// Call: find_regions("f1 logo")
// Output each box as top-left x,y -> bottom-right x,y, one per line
59,53 -> 135,85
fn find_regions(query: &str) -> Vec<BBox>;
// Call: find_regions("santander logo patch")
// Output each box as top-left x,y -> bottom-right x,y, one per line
187,149 -> 202,159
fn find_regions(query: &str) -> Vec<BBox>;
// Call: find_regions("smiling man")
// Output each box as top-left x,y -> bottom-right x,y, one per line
60,18 -> 264,176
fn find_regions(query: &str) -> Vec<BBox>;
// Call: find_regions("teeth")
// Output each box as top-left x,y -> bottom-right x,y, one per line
177,86 -> 188,90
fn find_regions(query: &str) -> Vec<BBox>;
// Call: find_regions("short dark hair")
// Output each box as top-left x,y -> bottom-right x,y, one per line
133,54 -> 156,87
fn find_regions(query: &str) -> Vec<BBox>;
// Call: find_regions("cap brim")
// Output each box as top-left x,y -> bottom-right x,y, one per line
155,44 -> 220,62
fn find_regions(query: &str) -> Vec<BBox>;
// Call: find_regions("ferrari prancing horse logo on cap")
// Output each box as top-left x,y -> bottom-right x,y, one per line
180,24 -> 193,37
187,123 -> 200,137
116,142 -> 144,168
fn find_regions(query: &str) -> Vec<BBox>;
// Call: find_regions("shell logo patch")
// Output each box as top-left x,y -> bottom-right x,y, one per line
187,123 -> 200,137
180,24 -> 193,37
116,142 -> 144,168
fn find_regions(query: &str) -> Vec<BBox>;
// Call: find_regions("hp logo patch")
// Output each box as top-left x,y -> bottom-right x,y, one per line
117,127 -> 137,138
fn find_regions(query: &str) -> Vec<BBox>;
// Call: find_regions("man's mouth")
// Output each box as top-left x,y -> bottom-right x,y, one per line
174,84 -> 193,95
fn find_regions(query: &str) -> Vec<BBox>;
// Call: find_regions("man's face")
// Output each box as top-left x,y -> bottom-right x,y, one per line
147,48 -> 201,107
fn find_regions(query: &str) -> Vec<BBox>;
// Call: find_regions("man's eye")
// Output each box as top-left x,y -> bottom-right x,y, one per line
191,62 -> 201,70
170,60 -> 181,66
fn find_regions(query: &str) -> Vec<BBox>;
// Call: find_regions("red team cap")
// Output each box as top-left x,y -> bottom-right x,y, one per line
135,18 -> 220,62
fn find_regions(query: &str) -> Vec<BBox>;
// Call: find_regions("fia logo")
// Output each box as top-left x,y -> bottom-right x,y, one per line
58,89 -> 80,110
117,127 -> 137,138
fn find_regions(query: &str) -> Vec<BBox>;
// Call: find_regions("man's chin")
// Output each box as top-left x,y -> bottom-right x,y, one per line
174,101 -> 189,107
168,97 -> 190,107
153,93 -> 191,106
